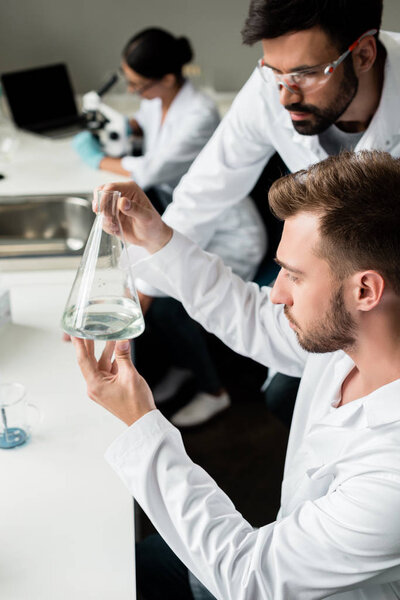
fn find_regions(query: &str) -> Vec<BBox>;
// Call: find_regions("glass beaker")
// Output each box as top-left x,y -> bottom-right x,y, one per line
0,383 -> 41,449
61,189 -> 145,340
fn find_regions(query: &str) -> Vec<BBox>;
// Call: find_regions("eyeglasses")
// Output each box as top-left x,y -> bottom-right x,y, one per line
127,79 -> 159,95
257,28 -> 378,94
118,68 -> 160,95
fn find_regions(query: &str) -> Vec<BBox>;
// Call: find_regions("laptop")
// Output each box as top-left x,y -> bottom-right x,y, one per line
1,63 -> 85,138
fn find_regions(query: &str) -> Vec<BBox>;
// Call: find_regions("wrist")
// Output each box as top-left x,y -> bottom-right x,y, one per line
147,225 -> 173,254
123,406 -> 157,427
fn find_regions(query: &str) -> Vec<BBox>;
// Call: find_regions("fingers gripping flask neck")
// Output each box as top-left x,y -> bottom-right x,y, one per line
61,190 -> 145,340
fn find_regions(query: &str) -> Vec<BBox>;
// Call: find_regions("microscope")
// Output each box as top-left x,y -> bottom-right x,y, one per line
82,73 -> 132,158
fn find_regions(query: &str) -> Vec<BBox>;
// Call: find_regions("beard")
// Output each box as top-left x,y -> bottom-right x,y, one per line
284,284 -> 357,353
284,60 -> 359,135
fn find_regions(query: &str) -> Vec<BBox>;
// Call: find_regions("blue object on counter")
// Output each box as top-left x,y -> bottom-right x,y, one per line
0,426 -> 28,449
72,131 -> 105,169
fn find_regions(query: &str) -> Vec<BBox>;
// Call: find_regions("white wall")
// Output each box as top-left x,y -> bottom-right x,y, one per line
1,0 -> 399,94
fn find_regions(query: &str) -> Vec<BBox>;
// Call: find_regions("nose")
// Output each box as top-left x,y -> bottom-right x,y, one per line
270,269 -> 293,306
278,82 -> 303,106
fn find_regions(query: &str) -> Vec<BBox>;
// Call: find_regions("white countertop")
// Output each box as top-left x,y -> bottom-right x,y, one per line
0,257 -> 136,597
0,89 -> 234,198
0,129 -> 129,197
0,93 -> 135,197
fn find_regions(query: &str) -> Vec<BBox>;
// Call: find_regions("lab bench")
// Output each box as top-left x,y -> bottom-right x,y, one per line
0,269 -> 135,599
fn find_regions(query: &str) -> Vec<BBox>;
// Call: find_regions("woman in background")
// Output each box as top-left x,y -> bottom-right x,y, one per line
73,27 -> 220,209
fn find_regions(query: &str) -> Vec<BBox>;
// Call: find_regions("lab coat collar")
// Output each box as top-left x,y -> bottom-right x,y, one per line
314,350 -> 400,429
363,381 -> 400,427
358,31 -> 400,150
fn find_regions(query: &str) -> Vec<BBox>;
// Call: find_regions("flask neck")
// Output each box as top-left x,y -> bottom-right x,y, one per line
96,191 -> 120,217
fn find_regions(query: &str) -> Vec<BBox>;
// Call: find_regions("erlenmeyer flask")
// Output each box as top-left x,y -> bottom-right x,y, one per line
61,189 -> 145,340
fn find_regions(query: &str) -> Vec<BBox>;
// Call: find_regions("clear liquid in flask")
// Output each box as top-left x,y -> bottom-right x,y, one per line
62,296 -> 145,340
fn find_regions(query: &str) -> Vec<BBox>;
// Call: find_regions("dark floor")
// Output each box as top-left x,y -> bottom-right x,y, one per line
135,372 -> 290,540
181,389 -> 288,527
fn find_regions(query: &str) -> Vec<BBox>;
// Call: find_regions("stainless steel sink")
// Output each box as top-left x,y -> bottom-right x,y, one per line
0,194 -> 94,258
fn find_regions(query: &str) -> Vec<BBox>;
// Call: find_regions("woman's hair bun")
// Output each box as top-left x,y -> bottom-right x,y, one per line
175,37 -> 194,65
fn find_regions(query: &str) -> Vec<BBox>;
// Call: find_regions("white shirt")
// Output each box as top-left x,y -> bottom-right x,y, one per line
121,80 -> 220,193
162,31 -> 400,249
106,231 -> 400,600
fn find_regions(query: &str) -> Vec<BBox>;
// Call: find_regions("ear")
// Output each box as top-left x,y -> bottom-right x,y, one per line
160,73 -> 177,88
353,270 -> 385,311
352,36 -> 377,74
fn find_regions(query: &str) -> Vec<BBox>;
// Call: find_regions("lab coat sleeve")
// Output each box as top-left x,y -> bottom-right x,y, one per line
106,410 -> 400,600
121,104 -> 219,190
161,70 -> 277,249
130,230 -> 306,375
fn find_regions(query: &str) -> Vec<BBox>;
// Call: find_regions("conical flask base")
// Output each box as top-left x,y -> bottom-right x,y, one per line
62,295 -> 145,341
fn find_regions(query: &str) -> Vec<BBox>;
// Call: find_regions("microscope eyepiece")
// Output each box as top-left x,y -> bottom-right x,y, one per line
97,73 -> 119,97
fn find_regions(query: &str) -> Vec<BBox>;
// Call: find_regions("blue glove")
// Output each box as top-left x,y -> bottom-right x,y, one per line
126,117 -> 133,136
72,131 -> 105,169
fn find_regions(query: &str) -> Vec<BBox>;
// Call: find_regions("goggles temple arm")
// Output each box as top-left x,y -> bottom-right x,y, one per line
323,28 -> 378,76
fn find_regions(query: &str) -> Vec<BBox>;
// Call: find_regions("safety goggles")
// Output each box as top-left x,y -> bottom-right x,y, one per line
257,28 -> 378,94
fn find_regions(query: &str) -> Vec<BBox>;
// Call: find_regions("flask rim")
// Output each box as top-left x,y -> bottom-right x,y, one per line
95,190 -> 121,215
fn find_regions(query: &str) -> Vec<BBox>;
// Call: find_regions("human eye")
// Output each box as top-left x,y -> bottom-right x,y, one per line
285,271 -> 298,283
292,69 -> 319,85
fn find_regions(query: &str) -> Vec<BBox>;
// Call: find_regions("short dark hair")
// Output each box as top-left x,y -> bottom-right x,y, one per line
122,28 -> 193,80
268,151 -> 400,295
241,0 -> 383,50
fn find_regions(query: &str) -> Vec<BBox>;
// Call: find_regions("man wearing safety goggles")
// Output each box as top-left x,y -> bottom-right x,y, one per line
163,0 -> 393,241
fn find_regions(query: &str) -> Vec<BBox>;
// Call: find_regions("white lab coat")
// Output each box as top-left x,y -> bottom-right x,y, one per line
161,31 -> 400,249
121,80 -> 220,193
123,80 -> 267,290
107,231 -> 400,600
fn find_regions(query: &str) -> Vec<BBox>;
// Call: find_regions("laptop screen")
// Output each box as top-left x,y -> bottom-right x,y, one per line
1,63 -> 80,131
